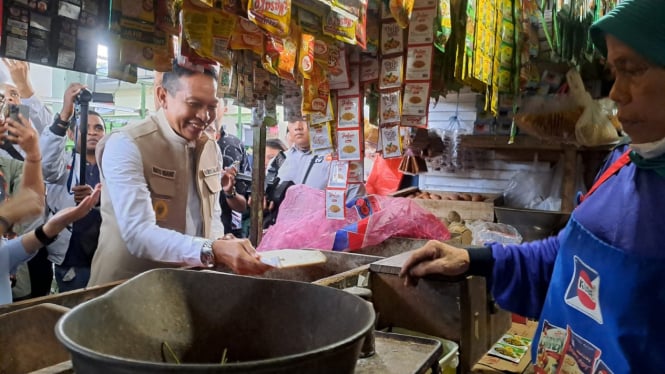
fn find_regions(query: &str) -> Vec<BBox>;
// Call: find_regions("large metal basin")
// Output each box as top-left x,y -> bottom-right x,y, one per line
56,269 -> 375,374
0,303 -> 71,373
494,206 -> 570,242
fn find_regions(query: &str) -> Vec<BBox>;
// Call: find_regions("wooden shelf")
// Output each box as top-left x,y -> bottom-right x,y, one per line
460,135 -> 616,152
459,135 -> 615,214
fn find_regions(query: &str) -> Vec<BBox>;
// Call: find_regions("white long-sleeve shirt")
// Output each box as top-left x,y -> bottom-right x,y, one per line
39,123 -> 86,265
100,131 -> 225,266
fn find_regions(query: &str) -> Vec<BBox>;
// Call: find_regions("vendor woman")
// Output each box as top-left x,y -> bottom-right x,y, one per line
400,1 -> 665,372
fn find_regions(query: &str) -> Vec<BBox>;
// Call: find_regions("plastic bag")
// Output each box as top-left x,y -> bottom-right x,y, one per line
365,155 -> 403,195
503,155 -> 553,210
257,184 -> 450,252
567,69 -> 620,147
575,98 -> 620,146
467,220 -> 522,246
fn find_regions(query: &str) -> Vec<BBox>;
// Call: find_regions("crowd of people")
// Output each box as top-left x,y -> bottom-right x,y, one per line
1,58 -> 372,301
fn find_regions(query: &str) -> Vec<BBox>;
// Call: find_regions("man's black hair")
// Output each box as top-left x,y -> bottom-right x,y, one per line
266,138 -> 287,152
69,109 -> 106,132
161,64 -> 218,96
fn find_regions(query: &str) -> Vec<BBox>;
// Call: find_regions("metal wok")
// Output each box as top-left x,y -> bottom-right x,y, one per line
56,269 -> 375,373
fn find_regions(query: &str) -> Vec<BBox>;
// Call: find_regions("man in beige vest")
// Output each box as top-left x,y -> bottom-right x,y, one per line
88,65 -> 271,286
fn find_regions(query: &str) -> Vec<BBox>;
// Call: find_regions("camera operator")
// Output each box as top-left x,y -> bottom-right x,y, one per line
39,83 -> 105,291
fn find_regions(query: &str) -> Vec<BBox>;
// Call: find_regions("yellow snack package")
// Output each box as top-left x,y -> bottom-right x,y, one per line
110,0 -> 174,72
247,0 -> 291,36
299,33 -> 315,80
229,17 -> 265,56
182,0 -> 237,64
323,10 -> 358,45
389,0 -> 414,29
302,62 -> 330,115
263,27 -> 298,81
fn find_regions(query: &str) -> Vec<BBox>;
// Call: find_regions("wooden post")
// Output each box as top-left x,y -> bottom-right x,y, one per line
561,145 -> 577,213
249,109 -> 267,247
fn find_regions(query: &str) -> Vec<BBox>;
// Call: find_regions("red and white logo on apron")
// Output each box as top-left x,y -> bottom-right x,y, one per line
565,256 -> 603,324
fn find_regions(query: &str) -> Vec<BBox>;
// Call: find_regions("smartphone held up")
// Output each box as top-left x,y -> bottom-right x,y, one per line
1,103 -> 30,144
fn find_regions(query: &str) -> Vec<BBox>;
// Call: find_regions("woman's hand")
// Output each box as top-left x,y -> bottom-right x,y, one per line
399,240 -> 470,287
43,184 -> 101,237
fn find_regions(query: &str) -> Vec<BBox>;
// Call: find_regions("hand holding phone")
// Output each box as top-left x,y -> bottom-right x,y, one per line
4,104 -> 30,144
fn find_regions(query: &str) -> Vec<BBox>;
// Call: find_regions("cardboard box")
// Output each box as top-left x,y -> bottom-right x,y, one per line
391,187 -> 503,222
471,321 -> 538,373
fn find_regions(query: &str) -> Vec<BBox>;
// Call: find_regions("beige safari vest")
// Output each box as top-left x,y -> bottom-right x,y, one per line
88,110 -> 221,286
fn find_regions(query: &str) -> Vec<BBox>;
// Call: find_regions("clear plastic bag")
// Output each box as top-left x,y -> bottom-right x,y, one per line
467,220 -> 522,246
575,98 -> 620,146
567,68 -> 620,147
503,155 -> 554,210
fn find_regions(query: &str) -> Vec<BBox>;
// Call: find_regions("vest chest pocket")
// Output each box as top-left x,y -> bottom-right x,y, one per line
203,173 -> 222,194
148,174 -> 176,198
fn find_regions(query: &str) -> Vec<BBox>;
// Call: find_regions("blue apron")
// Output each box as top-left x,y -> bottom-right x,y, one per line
532,217 -> 665,373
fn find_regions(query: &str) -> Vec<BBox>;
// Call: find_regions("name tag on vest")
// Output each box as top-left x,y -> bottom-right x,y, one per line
202,166 -> 221,177
152,166 -> 176,179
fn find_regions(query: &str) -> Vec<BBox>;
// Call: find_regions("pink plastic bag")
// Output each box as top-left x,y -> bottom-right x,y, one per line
257,184 -> 450,251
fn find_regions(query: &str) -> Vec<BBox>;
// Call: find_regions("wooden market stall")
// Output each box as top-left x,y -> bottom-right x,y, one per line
0,0 -> 626,373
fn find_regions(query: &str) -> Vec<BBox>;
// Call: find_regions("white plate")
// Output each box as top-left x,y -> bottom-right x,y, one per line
259,249 -> 327,269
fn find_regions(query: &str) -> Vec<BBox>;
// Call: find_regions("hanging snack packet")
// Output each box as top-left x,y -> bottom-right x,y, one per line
302,62 -> 330,115
338,96 -> 361,128
408,8 -> 436,45
263,28 -> 298,80
332,0 -> 362,19
182,0 -> 237,65
379,55 -> 403,90
156,0 -> 180,35
327,42 -> 350,90
402,82 -> 429,116
229,17 -> 265,56
338,129 -> 362,161
313,37 -> 331,67
323,10 -> 357,45
381,22 -> 404,56
435,0 -> 452,52
380,90 -> 401,124
311,96 -> 335,125
326,189 -> 346,220
298,32 -> 315,80
310,122 -> 334,150
110,0 -> 173,71
247,0 -> 291,36
355,0 -> 368,50
328,159 -> 350,189
380,124 -> 402,158
389,0 -> 414,29
296,6 -> 325,35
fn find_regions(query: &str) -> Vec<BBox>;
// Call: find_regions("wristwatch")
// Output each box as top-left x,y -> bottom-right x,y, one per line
54,113 -> 70,129
224,186 -> 237,199
200,239 -> 215,268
